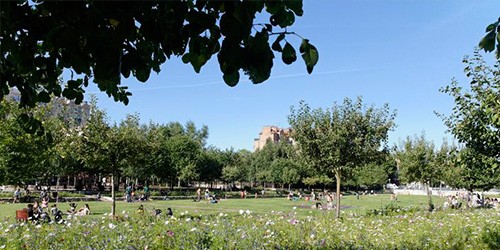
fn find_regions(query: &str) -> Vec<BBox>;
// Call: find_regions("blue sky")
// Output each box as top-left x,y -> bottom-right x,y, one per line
86,0 -> 500,151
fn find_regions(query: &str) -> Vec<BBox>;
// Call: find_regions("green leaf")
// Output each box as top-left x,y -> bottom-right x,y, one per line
223,70 -> 240,87
486,21 -> 499,32
300,40 -> 319,74
182,53 -> 191,64
136,66 -> 151,82
37,91 -> 50,103
272,34 -> 285,52
479,29 -> 496,52
287,0 -> 303,16
282,42 -> 297,65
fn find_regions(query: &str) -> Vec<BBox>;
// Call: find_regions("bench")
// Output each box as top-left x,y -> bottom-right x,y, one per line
16,209 -> 28,221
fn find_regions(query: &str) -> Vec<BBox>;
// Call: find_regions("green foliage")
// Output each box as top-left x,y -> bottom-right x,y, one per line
479,17 -> 500,58
396,133 -> 439,185
0,100 -> 59,185
288,97 -> 396,217
0,1 -> 318,109
439,51 -> 500,190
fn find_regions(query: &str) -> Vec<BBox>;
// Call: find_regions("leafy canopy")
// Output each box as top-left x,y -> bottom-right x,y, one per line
438,51 -> 499,190
1,0 -> 318,108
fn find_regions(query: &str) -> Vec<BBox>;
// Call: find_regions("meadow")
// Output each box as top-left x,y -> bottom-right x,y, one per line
0,195 -> 499,249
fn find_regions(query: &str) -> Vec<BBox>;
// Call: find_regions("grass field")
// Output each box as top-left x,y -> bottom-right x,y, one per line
1,195 -> 498,249
0,194 -> 444,220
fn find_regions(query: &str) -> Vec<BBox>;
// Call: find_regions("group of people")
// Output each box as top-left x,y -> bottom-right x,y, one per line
136,204 -> 173,217
443,193 -> 500,209
195,188 -> 221,204
23,200 -> 91,224
125,184 -> 150,203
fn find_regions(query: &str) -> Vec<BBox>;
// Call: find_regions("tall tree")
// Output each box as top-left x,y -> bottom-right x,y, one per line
288,97 -> 395,218
0,100 -> 56,186
1,1 -> 318,108
438,51 -> 499,191
395,133 -> 440,211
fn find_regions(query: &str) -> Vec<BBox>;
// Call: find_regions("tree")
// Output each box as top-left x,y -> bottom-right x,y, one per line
1,1 -> 318,108
0,100 -> 56,186
71,99 -> 141,217
395,133 -> 440,211
288,97 -> 396,218
166,134 -> 202,187
438,51 -> 499,191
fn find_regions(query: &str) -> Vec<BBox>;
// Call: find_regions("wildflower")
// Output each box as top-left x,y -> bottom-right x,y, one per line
293,206 -> 297,210
245,210 -> 251,215
167,230 -> 174,237
165,220 -> 169,225
239,210 -> 244,215
108,223 -> 116,229
190,227 -> 197,232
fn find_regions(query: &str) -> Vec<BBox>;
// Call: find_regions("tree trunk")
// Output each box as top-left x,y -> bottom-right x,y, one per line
111,174 -> 116,217
335,170 -> 341,218
426,184 -> 433,212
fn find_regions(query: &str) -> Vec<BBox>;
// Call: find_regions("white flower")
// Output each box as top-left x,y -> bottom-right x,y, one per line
293,206 -> 297,210
310,234 -> 315,238
122,210 -> 126,214
245,210 -> 251,215
185,217 -> 191,222
239,210 -> 244,215
108,223 -> 116,229
35,225 -> 42,229
165,220 -> 169,225
190,227 -> 197,232
219,213 -> 224,217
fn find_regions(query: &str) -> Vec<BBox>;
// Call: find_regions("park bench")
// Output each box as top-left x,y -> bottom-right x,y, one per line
15,209 -> 28,221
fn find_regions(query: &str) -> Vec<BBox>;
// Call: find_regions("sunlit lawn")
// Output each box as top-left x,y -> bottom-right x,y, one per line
0,194 -> 444,220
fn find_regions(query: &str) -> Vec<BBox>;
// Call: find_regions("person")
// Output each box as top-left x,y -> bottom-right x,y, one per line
50,204 -> 64,224
143,185 -> 150,201
136,204 -> 144,214
166,207 -> 173,217
126,184 -> 133,202
75,204 -> 91,216
311,191 -> 316,201
204,189 -> 210,200
196,188 -> 202,202
41,197 -> 49,208
13,188 -> 21,203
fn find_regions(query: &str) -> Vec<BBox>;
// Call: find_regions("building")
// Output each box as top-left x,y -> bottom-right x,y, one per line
4,88 -> 90,127
253,125 -> 294,151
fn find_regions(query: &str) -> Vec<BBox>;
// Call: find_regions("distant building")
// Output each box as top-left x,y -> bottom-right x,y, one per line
4,88 -> 90,127
253,125 -> 294,151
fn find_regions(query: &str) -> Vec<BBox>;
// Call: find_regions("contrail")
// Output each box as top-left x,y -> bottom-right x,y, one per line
87,66 -> 392,94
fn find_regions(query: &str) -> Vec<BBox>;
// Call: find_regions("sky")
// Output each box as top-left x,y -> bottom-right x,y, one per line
85,0 -> 500,151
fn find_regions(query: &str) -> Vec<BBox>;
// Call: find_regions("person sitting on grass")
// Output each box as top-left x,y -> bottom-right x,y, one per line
75,204 -> 91,216
166,207 -> 173,217
50,204 -> 65,224
136,204 -> 144,214
67,203 -> 77,214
